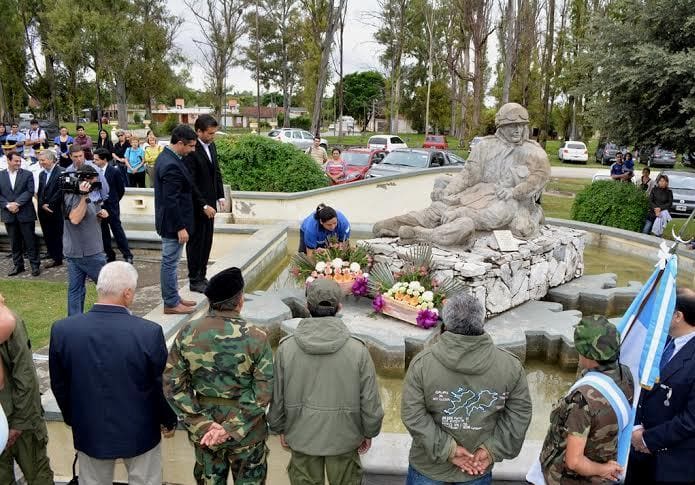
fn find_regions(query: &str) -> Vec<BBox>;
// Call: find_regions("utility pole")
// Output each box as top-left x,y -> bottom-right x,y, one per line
256,0 -> 261,131
424,1 -> 434,137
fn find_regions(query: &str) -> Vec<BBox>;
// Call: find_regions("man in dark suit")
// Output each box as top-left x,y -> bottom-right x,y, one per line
154,124 -> 197,315
185,114 -> 226,293
0,152 -> 40,276
93,148 -> 133,264
37,150 -> 64,268
49,261 -> 177,484
625,288 -> 695,485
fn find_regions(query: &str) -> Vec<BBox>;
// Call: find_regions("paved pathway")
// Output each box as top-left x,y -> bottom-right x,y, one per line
550,166 -> 608,179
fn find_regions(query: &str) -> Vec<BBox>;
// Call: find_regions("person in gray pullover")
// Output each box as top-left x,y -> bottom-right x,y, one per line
402,291 -> 532,484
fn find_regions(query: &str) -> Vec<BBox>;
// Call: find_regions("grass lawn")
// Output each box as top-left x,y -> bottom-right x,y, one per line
0,280 -> 97,348
541,194 -> 574,219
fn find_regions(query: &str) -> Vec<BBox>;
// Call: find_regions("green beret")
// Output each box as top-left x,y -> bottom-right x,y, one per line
205,267 -> 244,304
574,315 -> 620,362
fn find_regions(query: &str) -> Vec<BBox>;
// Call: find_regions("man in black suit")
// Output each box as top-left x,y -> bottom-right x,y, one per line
49,262 -> 177,484
154,125 -> 197,315
93,148 -> 133,264
0,152 -> 40,276
625,288 -> 695,485
37,150 -> 64,268
185,114 -> 226,293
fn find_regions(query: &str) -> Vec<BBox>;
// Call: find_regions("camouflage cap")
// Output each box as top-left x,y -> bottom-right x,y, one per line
306,278 -> 342,310
574,315 -> 620,362
495,102 -> 530,127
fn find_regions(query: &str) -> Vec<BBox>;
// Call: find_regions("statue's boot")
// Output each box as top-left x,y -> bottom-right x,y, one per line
399,226 -> 435,243
373,218 -> 401,237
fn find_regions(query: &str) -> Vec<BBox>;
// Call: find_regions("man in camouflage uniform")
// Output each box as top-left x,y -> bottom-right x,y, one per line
0,294 -> 54,484
163,267 -> 274,485
539,316 -> 633,484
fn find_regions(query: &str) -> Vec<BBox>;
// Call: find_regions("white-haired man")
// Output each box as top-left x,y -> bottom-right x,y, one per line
401,292 -> 532,485
49,262 -> 177,485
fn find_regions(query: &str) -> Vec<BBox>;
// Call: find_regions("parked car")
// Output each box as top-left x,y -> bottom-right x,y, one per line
661,170 -> 695,216
18,119 -> 61,142
267,128 -> 328,150
366,149 -> 464,178
558,141 -> 589,163
591,173 -> 612,182
333,148 -> 387,184
422,135 -> 448,150
641,146 -> 677,168
469,136 -> 483,151
367,134 -> 408,152
682,152 -> 694,167
595,142 -> 625,165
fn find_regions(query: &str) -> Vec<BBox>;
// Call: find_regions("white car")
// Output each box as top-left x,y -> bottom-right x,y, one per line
558,141 -> 589,163
367,135 -> 408,152
267,128 -> 327,150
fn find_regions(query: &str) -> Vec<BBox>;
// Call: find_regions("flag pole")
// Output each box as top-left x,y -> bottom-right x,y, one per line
669,208 -> 695,253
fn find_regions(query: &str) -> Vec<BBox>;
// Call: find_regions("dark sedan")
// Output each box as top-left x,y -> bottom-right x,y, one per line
366,149 -> 465,178
661,171 -> 695,216
641,146 -> 676,168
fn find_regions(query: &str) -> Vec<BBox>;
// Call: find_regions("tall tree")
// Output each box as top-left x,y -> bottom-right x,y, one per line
463,0 -> 494,133
0,2 -> 28,121
338,71 -> 385,130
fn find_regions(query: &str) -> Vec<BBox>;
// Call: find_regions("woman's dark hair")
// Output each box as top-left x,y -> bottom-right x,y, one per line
76,125 -> 85,131
331,147 -> 341,155
314,203 -> 337,222
99,129 -> 108,137
657,174 -> 669,185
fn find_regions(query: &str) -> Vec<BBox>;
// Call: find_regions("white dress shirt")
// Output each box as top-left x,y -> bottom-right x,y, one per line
8,169 -> 17,191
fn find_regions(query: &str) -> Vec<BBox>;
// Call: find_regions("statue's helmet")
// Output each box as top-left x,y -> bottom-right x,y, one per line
495,103 -> 530,127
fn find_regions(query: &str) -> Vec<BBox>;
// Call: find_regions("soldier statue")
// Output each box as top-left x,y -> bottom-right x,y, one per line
373,103 -> 551,247
163,267 -> 274,485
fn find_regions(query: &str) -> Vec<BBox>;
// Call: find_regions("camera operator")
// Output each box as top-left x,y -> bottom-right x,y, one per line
65,144 -> 109,205
63,165 -> 107,316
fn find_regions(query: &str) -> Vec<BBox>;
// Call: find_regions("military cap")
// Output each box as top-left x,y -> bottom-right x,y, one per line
574,315 -> 620,362
306,278 -> 342,310
205,267 -> 244,304
495,102 -> 530,127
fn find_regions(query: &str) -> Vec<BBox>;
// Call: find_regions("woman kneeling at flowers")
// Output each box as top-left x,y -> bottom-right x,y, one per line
299,204 -> 351,257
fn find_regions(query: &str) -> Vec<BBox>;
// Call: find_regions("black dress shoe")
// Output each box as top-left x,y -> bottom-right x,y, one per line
125,256 -> 134,264
8,267 -> 25,276
44,260 -> 62,268
31,267 -> 41,277
189,281 -> 207,293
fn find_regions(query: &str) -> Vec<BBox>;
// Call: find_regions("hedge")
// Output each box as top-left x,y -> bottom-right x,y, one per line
570,180 -> 648,232
216,135 -> 329,192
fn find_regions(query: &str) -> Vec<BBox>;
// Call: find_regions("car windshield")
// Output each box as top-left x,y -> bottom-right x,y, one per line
382,151 -> 429,168
605,143 -> 617,150
268,130 -> 279,137
391,137 -> 405,144
447,153 -> 465,164
666,174 -> 695,190
567,143 -> 586,150
426,136 -> 444,142
370,137 -> 387,145
342,152 -> 370,166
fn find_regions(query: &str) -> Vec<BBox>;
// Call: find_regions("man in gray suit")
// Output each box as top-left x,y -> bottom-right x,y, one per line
0,152 -> 40,276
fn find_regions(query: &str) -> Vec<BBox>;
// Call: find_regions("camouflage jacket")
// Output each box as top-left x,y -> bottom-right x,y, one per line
540,363 -> 634,485
163,310 -> 273,448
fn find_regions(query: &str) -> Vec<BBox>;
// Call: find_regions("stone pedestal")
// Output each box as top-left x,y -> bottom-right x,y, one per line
360,225 -> 586,316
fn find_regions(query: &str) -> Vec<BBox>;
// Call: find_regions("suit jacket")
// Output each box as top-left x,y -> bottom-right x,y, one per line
0,169 -> 37,223
38,165 -> 65,213
633,336 -> 695,482
154,147 -> 194,239
185,140 -> 224,218
49,304 -> 178,459
102,164 -> 125,216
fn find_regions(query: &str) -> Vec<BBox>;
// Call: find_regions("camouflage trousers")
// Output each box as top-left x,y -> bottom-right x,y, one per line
194,440 -> 269,485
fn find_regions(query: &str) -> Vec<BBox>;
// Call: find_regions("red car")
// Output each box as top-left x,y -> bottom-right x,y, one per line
332,148 -> 387,185
422,135 -> 449,150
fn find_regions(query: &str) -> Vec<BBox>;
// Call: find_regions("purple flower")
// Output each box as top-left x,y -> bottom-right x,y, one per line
372,293 -> 385,312
416,309 -> 439,329
352,276 -> 369,297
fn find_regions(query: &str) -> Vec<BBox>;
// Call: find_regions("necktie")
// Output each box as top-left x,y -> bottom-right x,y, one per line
660,338 -> 675,371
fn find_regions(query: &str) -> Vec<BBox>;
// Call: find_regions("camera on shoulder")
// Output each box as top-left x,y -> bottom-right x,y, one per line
59,172 -> 102,195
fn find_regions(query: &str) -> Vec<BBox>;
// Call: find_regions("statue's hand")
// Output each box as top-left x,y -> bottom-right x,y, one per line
430,189 -> 444,201
496,186 -> 514,200
441,209 -> 461,225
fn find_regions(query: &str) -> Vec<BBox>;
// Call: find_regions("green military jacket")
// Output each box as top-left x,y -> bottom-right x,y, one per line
0,315 -> 46,433
540,363 -> 634,485
163,310 -> 273,449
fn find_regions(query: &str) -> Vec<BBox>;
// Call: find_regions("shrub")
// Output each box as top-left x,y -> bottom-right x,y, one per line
162,114 -> 178,134
570,180 -> 648,232
133,112 -> 142,124
277,113 -> 312,132
217,135 -> 329,192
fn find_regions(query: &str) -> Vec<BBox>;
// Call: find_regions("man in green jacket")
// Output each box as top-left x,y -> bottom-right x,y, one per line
268,279 -> 384,485
402,291 -> 532,484
0,294 -> 54,484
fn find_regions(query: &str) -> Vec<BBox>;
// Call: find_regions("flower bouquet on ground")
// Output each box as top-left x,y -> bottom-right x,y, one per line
368,245 -> 465,329
290,236 -> 372,296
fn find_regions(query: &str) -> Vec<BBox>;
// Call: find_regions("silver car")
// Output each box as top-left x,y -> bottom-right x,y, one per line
267,128 -> 328,151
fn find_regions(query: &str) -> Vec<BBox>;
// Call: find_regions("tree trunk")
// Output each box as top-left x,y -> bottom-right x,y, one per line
459,45 -> 471,141
45,54 -> 57,122
502,0 -> 515,104
115,74 -> 128,129
540,0 -> 555,147
338,5 -> 345,138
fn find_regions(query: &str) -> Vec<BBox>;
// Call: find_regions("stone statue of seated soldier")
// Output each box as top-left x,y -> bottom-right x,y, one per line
373,103 -> 551,247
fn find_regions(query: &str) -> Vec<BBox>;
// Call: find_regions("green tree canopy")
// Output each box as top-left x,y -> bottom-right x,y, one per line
338,70 -> 385,130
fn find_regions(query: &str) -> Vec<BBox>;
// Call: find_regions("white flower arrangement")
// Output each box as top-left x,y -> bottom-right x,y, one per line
315,261 -> 327,273
306,276 -> 315,284
422,291 -> 434,302
332,258 -> 344,270
349,262 -> 361,273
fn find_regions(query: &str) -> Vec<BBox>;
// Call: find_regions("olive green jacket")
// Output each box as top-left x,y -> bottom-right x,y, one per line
0,315 -> 45,432
267,317 -> 384,456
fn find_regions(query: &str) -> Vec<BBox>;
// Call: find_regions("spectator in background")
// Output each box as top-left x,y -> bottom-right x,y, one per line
144,132 -> 163,186
0,124 -> 7,157
93,148 -> 133,264
623,152 -> 635,182
6,124 -> 26,158
610,153 -> 631,182
637,167 -> 655,193
37,150 -> 65,268
125,136 -> 146,188
112,130 -> 130,183
24,119 -> 46,164
73,125 -> 94,160
306,136 -> 328,166
95,129 -> 114,157
642,174 -> 673,237
325,147 -> 347,184
54,126 -> 74,168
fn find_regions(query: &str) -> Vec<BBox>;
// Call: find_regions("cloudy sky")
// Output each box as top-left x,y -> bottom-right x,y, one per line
169,0 -> 384,94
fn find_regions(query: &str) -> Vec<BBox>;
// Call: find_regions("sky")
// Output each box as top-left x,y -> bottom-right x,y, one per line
169,0 -> 384,95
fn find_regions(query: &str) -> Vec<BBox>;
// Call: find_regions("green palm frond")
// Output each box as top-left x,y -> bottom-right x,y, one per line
436,276 -> 466,297
368,262 -> 396,294
403,244 -> 433,271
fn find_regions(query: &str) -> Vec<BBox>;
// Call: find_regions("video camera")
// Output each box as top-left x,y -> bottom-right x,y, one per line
59,172 -> 102,195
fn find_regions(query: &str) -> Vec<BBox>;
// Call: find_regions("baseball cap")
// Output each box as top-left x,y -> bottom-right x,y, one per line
306,279 -> 342,310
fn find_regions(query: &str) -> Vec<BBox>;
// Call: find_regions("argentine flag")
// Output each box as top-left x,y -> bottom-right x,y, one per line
615,242 -> 678,469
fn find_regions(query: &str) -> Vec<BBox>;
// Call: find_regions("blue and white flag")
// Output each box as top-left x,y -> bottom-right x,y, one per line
615,242 -> 678,468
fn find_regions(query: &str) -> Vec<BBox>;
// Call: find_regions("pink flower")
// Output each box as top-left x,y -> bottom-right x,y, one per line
290,266 -> 301,276
372,293 -> 385,312
325,267 -> 333,275
352,276 -> 369,297
416,309 -> 439,329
